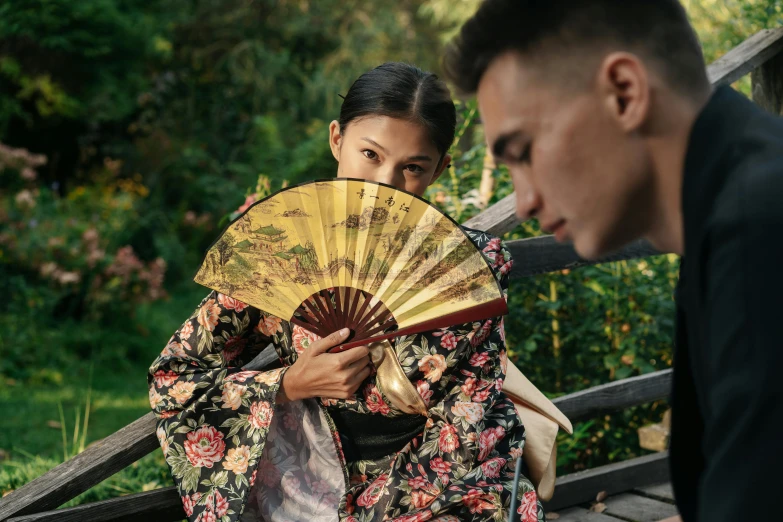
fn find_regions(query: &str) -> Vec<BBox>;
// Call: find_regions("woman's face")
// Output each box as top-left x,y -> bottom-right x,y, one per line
329,116 -> 451,197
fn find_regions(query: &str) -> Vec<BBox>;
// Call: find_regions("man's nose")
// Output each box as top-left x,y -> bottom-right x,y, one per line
512,173 -> 541,220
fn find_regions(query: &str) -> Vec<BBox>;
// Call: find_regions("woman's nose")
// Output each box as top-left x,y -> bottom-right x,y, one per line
374,167 -> 399,187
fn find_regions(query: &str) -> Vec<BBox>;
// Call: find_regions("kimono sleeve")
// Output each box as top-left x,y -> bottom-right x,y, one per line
147,290 -> 288,522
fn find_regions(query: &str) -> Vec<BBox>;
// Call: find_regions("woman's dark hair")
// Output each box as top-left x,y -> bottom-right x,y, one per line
338,62 -> 457,166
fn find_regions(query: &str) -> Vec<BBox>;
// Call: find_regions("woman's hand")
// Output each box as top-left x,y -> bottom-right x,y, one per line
279,328 -> 371,402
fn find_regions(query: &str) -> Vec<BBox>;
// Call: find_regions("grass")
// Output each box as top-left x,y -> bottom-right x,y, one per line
1,283 -> 206,512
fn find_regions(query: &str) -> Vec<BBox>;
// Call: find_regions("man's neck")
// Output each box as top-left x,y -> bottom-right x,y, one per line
644,88 -> 711,256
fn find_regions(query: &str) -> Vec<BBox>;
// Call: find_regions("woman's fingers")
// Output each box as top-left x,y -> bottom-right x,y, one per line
337,345 -> 370,365
308,328 -> 351,355
340,365 -> 373,397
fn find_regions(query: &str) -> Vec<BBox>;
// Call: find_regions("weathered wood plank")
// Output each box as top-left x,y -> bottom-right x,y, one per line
708,27 -> 783,86
552,507 -> 622,521
552,369 -> 672,423
752,47 -> 783,116
603,493 -> 679,522
506,237 -> 661,279
5,487 -> 183,522
633,483 -> 675,503
0,414 -> 159,520
542,452 -> 671,512
462,192 -> 519,236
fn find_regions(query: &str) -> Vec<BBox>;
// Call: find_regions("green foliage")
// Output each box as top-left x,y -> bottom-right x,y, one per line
0,0 -> 172,127
1,450 -> 172,508
683,0 -> 783,95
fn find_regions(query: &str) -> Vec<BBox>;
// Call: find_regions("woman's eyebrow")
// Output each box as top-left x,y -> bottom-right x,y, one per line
361,137 -> 388,154
361,137 -> 432,162
405,154 -> 432,162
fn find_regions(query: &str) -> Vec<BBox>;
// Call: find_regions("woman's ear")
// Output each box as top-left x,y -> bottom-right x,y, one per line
430,153 -> 452,185
328,120 -> 342,161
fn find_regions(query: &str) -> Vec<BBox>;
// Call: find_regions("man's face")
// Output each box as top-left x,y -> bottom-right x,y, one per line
477,52 -> 653,259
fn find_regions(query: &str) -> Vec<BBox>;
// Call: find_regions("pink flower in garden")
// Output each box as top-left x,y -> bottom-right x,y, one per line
237,193 -> 259,214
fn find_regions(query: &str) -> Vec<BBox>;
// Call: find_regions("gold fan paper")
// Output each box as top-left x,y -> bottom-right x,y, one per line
195,179 -> 507,350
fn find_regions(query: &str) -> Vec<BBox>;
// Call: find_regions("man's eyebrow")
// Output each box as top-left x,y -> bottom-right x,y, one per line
406,155 -> 432,162
491,131 -> 523,159
361,138 -> 388,154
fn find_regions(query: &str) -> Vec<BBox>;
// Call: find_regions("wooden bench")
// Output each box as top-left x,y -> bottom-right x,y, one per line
2,26 -> 783,522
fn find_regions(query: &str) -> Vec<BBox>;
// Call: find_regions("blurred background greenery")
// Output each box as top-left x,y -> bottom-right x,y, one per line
1,0 -> 781,507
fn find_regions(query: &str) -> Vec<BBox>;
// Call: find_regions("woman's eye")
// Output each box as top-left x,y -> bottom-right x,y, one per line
405,164 -> 424,174
362,150 -> 378,160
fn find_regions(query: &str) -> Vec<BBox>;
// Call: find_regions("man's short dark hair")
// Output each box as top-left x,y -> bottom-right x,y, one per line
444,0 -> 710,98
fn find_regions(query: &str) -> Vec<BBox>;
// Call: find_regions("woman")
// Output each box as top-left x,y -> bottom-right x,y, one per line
148,62 -> 543,522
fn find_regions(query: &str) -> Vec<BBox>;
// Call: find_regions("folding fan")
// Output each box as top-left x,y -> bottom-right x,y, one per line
194,178 -> 508,352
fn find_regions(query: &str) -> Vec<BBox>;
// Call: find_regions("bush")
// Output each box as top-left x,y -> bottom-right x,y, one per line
1,143 -> 167,324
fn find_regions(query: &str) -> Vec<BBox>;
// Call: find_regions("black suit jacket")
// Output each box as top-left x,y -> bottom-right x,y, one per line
671,85 -> 783,521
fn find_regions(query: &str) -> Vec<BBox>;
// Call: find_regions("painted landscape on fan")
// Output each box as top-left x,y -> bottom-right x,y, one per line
194,179 -> 505,340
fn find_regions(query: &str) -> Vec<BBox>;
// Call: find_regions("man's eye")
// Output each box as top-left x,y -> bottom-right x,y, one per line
362,150 -> 378,160
517,143 -> 532,163
405,164 -> 424,174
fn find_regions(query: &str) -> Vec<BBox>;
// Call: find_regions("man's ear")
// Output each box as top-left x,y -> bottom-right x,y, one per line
597,52 -> 650,133
328,120 -> 342,161
431,153 -> 452,185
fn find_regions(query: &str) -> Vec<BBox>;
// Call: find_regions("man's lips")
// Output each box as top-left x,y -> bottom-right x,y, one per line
542,219 -> 567,240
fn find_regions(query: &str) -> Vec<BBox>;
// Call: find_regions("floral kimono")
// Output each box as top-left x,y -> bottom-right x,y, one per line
148,228 -> 544,522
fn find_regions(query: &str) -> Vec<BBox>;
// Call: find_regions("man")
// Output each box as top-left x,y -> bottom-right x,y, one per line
444,1 -> 783,521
